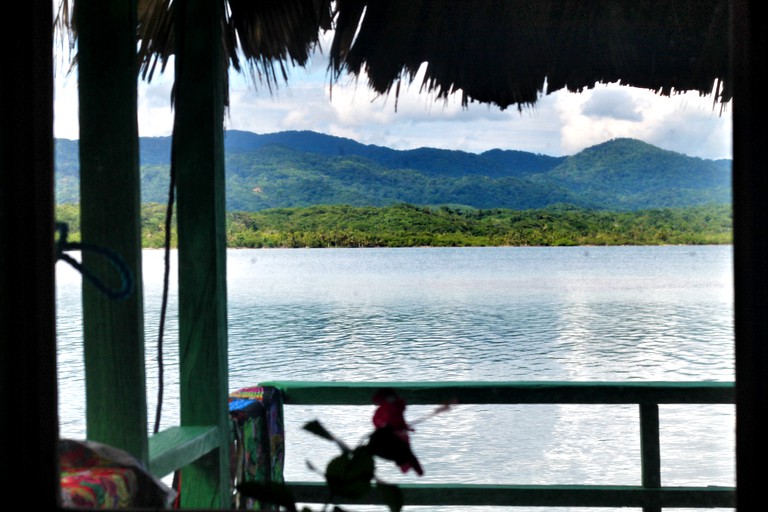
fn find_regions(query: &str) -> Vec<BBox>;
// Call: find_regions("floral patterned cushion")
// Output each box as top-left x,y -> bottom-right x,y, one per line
59,439 -> 175,509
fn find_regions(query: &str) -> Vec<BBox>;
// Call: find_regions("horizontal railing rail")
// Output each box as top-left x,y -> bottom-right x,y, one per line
259,381 -> 735,511
148,426 -> 221,479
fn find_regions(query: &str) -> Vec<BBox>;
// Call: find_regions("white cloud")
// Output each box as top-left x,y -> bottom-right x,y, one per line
137,73 -> 175,137
53,70 -> 79,140
54,53 -> 732,160
581,88 -> 645,122
554,83 -> 731,159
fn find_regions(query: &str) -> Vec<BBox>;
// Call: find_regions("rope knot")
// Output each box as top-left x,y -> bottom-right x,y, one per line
55,222 -> 134,300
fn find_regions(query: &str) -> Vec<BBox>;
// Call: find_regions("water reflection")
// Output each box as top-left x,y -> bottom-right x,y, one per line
56,245 -> 735,509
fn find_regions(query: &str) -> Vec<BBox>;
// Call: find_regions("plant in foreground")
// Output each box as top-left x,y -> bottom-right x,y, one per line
237,388 -> 454,512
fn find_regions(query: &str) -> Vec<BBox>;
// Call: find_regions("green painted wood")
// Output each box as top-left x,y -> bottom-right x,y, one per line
173,0 -> 230,507
288,482 -> 735,508
259,381 -> 735,406
0,1 -> 59,505
77,1 -> 148,463
263,381 -> 734,510
639,403 -> 662,512
148,426 -> 220,479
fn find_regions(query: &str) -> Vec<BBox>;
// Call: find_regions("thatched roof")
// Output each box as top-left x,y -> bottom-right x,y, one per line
56,0 -> 334,102
61,0 -> 731,111
328,0 -> 731,110
136,0 -> 333,94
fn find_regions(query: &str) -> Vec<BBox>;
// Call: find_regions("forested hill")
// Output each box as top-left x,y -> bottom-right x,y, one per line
54,130 -> 731,211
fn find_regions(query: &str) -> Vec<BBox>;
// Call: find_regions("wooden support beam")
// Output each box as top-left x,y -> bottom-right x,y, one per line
732,1 -> 768,508
0,0 -> 59,506
172,0 -> 231,507
77,1 -> 148,462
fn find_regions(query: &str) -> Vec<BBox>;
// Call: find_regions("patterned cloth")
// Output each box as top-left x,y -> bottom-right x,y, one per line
229,386 -> 285,510
61,467 -> 137,508
59,388 -> 283,509
59,439 -> 176,509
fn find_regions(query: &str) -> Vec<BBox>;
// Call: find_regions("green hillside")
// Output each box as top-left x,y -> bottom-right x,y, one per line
529,138 -> 731,209
54,131 -> 731,212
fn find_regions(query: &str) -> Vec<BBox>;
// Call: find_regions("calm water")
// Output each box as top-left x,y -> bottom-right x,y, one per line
55,245 -> 735,510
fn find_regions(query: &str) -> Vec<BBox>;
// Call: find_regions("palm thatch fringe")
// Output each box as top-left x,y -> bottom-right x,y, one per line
57,0 -> 731,111
328,0 -> 731,111
136,0 -> 333,104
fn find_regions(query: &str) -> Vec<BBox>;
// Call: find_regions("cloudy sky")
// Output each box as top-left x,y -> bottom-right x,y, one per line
54,47 -> 732,161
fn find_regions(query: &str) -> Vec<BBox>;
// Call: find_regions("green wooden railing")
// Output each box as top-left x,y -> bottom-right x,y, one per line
259,381 -> 736,511
147,426 -> 221,480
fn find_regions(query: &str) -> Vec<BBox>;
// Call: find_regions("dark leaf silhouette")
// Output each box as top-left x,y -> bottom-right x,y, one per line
368,426 -> 423,476
376,481 -> 404,512
325,447 -> 375,499
304,419 -> 351,452
248,389 -> 440,511
236,481 -> 297,512
303,419 -> 337,442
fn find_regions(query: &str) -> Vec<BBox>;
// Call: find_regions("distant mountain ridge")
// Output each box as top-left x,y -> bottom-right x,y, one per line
222,130 -> 565,178
54,130 -> 731,211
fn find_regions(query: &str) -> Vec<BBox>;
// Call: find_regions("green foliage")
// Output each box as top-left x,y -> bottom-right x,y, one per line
54,139 -> 80,203
220,203 -> 732,249
55,203 -> 81,241
54,132 -> 732,211
529,138 -> 731,209
140,202 -> 176,249
55,202 -> 732,249
216,139 -> 730,211
54,134 -> 732,248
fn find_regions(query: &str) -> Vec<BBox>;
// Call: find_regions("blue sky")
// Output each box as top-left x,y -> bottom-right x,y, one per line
54,45 -> 732,160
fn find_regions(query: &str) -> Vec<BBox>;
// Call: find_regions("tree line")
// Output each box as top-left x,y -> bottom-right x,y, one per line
55,202 -> 732,249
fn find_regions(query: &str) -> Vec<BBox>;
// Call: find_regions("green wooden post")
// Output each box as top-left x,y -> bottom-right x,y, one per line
173,0 -> 231,507
77,1 -> 149,462
0,1 -> 59,506
639,403 -> 661,512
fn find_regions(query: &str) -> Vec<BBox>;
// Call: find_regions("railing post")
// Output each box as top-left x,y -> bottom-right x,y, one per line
640,403 -> 661,512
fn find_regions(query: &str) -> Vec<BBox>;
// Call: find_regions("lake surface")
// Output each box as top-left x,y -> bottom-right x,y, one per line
55,245 -> 735,511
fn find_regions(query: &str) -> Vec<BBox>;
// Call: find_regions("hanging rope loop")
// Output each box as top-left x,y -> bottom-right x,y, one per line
55,222 -> 135,300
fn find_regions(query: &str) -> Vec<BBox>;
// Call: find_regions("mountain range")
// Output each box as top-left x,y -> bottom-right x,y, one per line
54,130 -> 731,211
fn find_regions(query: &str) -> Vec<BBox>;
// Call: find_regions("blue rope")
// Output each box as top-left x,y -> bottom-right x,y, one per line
55,222 -> 134,300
